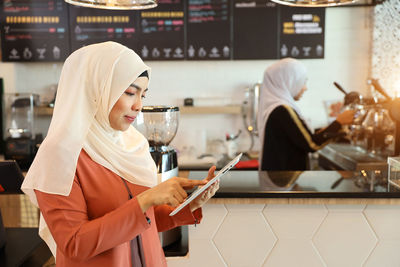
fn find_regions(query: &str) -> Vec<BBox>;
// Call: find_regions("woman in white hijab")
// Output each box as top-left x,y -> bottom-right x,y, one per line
257,58 -> 355,171
21,41 -> 218,267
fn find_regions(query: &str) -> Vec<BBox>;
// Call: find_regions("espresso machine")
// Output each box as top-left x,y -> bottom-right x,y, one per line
3,93 -> 42,170
135,105 -> 181,247
318,79 -> 399,188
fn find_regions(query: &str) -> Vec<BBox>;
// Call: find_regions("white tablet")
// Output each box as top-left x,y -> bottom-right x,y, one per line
169,153 -> 243,216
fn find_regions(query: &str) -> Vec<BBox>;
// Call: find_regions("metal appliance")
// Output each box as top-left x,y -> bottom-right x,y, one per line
332,79 -> 396,156
242,83 -> 260,153
319,78 -> 400,187
135,105 -> 181,247
3,93 -> 42,170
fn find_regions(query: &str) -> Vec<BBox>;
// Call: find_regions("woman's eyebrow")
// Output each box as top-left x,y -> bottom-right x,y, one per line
130,83 -> 148,92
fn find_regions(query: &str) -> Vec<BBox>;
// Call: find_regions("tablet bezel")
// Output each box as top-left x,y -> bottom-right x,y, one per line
169,153 -> 243,216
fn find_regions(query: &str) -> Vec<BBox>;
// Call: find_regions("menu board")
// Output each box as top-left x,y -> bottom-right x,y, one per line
279,7 -> 325,59
0,2 -> 326,62
186,0 -> 231,60
0,0 -> 70,62
136,0 -> 185,60
69,6 -> 140,52
233,0 -> 278,59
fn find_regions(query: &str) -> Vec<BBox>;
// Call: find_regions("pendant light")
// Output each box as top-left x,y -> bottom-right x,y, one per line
64,0 -> 157,10
270,0 -> 359,7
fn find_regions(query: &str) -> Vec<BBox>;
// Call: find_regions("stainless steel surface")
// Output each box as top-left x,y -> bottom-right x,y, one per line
318,143 -> 387,171
242,83 -> 260,152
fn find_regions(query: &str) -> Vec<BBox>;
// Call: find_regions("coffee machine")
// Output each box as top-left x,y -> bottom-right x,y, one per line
135,105 -> 180,247
3,93 -> 42,170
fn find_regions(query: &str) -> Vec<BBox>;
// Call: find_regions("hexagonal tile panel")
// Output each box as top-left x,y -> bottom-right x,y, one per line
189,204 -> 227,239
213,204 -> 276,267
263,240 -> 326,267
364,240 -> 400,267
313,211 -> 377,266
263,204 -> 327,239
364,205 -> 400,239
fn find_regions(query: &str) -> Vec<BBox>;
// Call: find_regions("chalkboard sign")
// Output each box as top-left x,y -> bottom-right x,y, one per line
136,0 -> 185,60
0,0 -> 70,62
186,0 -> 231,60
0,1 -> 326,62
233,0 -> 278,60
69,5 -> 140,53
278,7 -> 325,59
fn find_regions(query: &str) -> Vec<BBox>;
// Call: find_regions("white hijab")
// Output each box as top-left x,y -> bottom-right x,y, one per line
21,41 -> 158,256
257,58 -> 308,165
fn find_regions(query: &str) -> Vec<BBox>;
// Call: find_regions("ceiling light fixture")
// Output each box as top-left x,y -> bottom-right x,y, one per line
270,0 -> 359,7
64,0 -> 157,10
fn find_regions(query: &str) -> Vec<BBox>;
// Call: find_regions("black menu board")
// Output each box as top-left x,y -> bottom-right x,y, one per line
186,0 -> 231,60
233,0 -> 278,60
69,6 -> 140,53
0,0 -> 70,62
279,7 -> 325,59
137,0 -> 185,60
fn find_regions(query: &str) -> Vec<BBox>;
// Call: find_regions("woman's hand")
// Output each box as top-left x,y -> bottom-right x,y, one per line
190,166 -> 219,212
336,109 -> 356,125
137,177 -> 207,213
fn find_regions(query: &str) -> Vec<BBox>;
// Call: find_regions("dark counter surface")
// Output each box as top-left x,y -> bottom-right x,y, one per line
188,170 -> 400,198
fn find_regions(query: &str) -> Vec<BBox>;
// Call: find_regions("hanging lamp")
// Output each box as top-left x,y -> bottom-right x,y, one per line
270,0 -> 359,7
64,0 -> 157,10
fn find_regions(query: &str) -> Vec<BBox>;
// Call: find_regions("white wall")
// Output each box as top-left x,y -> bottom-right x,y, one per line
0,7 -> 373,155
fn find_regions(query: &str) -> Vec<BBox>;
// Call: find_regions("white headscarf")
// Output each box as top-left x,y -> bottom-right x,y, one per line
21,41 -> 158,256
257,58 -> 308,165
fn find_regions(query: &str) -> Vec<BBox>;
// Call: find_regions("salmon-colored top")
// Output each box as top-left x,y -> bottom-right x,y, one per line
35,149 -> 202,267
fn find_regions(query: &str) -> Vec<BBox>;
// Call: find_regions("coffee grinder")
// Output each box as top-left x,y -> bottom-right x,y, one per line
3,93 -> 42,170
135,105 -> 180,247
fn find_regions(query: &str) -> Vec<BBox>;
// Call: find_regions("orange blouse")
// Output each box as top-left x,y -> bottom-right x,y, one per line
35,149 -> 202,267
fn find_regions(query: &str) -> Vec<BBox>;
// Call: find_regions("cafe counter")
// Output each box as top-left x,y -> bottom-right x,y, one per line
167,170 -> 400,267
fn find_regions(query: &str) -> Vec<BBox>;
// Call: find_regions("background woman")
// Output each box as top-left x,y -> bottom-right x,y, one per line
257,58 -> 355,171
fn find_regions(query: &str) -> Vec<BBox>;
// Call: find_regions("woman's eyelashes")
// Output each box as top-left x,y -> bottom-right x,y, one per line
124,91 -> 135,96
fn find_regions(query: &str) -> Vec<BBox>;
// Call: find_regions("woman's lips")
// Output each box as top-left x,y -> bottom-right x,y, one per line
125,115 -> 136,122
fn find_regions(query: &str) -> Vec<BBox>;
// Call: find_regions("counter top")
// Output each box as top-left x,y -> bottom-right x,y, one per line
318,143 -> 387,171
188,170 -> 400,200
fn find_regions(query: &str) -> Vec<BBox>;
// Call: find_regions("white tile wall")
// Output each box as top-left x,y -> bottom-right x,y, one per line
213,204 -> 276,267
263,240 -> 325,267
263,204 -> 327,239
168,203 -> 400,267
313,210 -> 377,267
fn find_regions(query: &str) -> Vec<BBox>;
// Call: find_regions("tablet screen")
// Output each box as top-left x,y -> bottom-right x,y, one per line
169,153 -> 242,216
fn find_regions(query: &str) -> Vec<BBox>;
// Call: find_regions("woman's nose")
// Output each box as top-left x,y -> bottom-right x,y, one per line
132,97 -> 143,111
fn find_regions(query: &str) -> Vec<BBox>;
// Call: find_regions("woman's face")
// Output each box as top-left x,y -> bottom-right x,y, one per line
109,76 -> 148,131
294,84 -> 307,101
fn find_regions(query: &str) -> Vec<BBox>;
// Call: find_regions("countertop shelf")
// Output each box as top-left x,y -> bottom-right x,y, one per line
35,106 -> 53,116
35,105 -> 242,116
179,105 -> 241,114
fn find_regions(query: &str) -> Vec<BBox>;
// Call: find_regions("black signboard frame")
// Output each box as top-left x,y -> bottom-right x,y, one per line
0,0 -> 70,62
233,0 -> 279,60
68,5 -> 140,54
186,0 -> 232,60
0,1 -> 326,62
136,0 -> 186,61
278,6 -> 325,59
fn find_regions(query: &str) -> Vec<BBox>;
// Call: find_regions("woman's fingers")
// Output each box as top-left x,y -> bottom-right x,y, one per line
206,166 -> 217,181
177,178 -> 207,189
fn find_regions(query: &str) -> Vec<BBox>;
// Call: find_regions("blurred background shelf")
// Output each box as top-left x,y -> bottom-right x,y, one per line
179,105 -> 241,115
35,105 -> 242,116
35,106 -> 53,116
